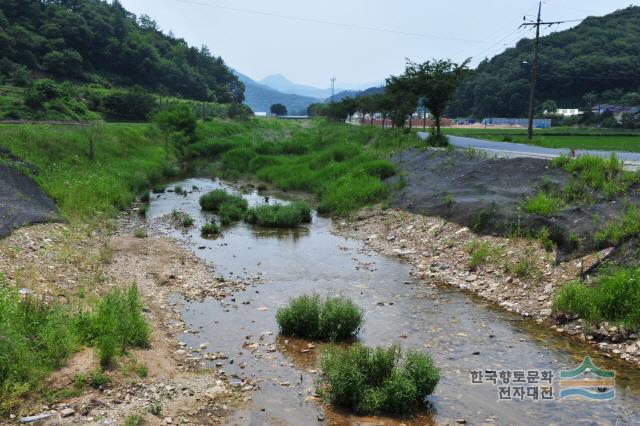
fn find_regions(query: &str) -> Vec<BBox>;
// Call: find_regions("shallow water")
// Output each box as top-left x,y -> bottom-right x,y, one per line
149,178 -> 640,426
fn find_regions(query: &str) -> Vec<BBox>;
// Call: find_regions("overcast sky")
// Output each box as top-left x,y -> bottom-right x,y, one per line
118,0 -> 639,88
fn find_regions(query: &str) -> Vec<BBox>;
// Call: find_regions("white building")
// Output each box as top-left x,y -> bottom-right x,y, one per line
554,108 -> 582,116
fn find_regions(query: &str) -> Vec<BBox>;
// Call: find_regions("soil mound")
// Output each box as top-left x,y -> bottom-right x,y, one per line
0,161 -> 60,238
387,149 -> 640,261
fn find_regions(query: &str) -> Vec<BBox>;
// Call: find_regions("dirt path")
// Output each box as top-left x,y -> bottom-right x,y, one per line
0,211 -> 252,425
333,206 -> 640,367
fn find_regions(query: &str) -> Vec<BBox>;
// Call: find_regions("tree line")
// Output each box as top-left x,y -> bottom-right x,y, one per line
309,59 -> 469,145
0,0 -> 244,103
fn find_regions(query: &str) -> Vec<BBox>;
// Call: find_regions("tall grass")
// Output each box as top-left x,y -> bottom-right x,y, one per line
276,294 -> 363,341
245,202 -> 312,228
318,344 -> 439,415
0,276 -> 150,413
555,267 -> 640,330
596,204 -> 640,245
0,124 -> 175,220
192,119 -> 419,216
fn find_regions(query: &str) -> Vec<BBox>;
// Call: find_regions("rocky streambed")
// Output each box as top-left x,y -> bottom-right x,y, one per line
141,178 -> 640,425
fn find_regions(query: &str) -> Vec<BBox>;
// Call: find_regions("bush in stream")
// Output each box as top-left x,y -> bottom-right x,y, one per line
199,189 -> 248,212
318,344 -> 440,415
170,210 -> 193,228
276,294 -> 363,341
200,221 -> 221,237
244,202 -> 312,228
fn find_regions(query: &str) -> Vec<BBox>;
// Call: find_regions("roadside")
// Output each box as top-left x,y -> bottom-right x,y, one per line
333,206 -> 640,366
418,132 -> 640,170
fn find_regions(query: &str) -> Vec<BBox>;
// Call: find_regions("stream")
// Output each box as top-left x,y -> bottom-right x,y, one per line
148,178 -> 640,425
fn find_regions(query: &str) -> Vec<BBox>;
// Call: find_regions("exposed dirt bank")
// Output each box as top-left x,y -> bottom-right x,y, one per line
0,161 -> 60,238
333,207 -> 640,367
0,211 -> 250,425
387,149 -> 640,261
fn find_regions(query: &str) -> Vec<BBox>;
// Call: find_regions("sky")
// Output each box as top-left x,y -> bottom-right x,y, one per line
118,0 -> 639,89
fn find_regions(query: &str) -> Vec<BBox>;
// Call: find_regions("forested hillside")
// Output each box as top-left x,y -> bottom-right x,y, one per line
449,6 -> 640,118
0,0 -> 243,103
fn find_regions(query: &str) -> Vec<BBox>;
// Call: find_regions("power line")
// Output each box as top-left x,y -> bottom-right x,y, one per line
166,0 -> 493,44
520,1 -> 578,140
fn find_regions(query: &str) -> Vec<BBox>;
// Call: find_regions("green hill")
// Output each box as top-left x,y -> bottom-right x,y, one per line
235,72 -> 320,115
449,6 -> 640,118
0,0 -> 243,104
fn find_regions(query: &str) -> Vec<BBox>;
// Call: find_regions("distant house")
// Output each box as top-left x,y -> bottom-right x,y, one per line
592,104 -> 640,121
481,118 -> 551,128
554,108 -> 582,116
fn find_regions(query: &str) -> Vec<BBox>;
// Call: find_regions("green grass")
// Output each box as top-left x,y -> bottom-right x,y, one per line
170,210 -> 194,228
441,127 -> 640,153
465,240 -> 503,270
318,344 -> 439,415
199,189 -> 249,225
0,277 -> 149,414
244,202 -> 312,228
200,221 -> 221,237
555,267 -> 640,330
77,284 -> 150,368
596,204 -> 640,245
0,123 -> 175,220
192,119 -> 419,216
123,414 -> 146,426
523,192 -> 564,217
275,294 -> 364,341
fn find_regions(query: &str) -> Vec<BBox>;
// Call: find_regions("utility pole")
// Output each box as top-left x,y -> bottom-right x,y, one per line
330,76 -> 336,103
521,2 -> 571,140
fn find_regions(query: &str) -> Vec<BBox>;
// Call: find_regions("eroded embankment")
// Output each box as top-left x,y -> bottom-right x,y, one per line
0,211 -> 249,424
387,149 -> 640,262
333,207 -> 640,367
0,161 -> 60,238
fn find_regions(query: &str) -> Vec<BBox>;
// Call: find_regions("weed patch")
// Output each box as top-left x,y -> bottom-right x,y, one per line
555,267 -> 640,330
201,221 -> 221,237
276,294 -> 363,341
465,240 -> 503,270
171,210 -> 194,228
596,204 -> 640,245
245,202 -> 312,228
318,344 -> 439,415
523,192 -> 563,217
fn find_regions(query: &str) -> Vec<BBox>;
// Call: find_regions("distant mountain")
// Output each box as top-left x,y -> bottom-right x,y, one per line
235,72 -> 320,115
260,74 -> 383,99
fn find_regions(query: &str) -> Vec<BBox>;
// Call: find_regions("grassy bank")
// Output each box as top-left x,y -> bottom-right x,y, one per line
441,127 -> 640,152
0,280 -> 149,414
191,119 -> 419,215
0,123 -> 176,220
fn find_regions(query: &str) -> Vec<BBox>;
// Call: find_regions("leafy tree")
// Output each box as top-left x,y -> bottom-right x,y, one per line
404,58 -> 470,136
541,99 -> 558,115
42,49 -> 83,77
103,88 -> 156,121
270,103 -> 287,116
153,104 -> 197,142
385,74 -> 418,129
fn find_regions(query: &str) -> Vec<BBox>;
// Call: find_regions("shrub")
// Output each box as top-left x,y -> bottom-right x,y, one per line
171,210 -> 193,228
523,192 -> 563,217
219,202 -> 245,226
201,222 -> 221,237
245,202 -> 312,228
426,133 -> 449,147
318,344 -> 439,415
133,228 -> 147,238
555,267 -> 640,330
199,189 -> 247,212
276,294 -> 363,340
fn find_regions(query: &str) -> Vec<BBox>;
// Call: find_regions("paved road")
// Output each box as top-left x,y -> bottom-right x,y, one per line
417,132 -> 640,169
